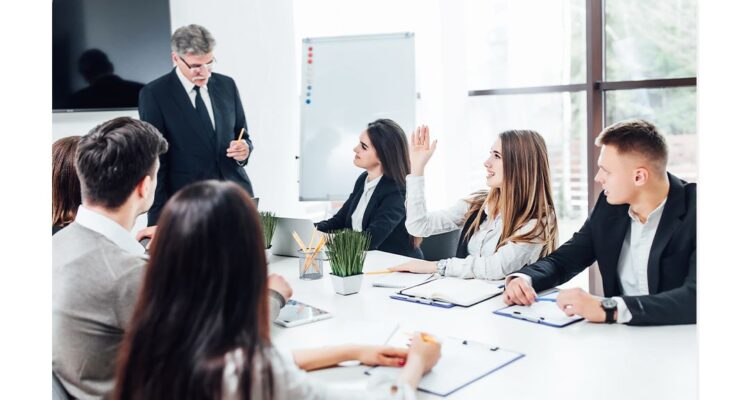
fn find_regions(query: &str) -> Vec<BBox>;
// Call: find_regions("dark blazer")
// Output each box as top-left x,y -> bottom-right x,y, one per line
139,69 -> 254,225
517,173 -> 696,326
316,172 -> 423,259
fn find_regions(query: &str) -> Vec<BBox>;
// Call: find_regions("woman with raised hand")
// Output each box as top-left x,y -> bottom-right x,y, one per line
315,118 -> 423,258
114,180 -> 440,400
390,126 -> 558,280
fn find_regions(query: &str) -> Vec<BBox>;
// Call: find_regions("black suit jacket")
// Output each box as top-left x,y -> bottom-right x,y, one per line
316,172 -> 423,259
139,69 -> 254,225
517,173 -> 696,326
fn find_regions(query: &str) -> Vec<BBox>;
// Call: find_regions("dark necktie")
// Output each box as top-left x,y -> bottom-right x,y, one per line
193,85 -> 215,134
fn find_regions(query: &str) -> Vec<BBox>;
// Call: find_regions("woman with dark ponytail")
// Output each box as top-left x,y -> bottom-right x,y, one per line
114,181 -> 440,400
316,119 -> 423,258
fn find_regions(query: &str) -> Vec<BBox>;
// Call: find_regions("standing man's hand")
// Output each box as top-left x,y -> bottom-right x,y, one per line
226,140 -> 249,161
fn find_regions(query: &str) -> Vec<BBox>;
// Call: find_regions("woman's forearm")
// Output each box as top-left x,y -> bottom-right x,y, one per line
292,345 -> 359,371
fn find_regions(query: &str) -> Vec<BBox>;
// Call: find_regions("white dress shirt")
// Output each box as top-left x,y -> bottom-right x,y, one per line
611,197 -> 667,323
175,68 -> 215,129
509,197 -> 668,324
405,175 -> 544,280
74,205 -> 145,256
351,175 -> 382,232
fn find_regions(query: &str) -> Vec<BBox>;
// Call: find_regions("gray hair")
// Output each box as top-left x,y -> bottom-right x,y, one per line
171,24 -> 215,56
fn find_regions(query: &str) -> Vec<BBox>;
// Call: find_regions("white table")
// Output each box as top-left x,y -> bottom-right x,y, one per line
269,251 -> 696,400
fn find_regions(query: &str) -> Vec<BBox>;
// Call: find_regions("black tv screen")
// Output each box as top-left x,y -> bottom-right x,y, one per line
53,0 -> 172,111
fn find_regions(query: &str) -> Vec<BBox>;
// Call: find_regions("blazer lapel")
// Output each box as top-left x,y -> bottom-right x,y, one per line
599,209 -> 630,296
208,81 -> 226,152
361,178 -> 389,228
344,177 -> 366,228
167,71 -> 215,150
647,174 -> 687,294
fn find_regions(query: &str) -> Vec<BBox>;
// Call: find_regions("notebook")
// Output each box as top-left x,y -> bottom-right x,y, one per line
493,290 -> 584,327
370,272 -> 436,289
365,330 -> 524,397
394,277 -> 503,307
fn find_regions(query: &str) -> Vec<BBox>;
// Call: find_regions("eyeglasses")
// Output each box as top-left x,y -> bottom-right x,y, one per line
177,55 -> 216,72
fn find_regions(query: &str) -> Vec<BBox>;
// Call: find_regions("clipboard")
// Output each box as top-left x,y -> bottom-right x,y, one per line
365,333 -> 524,397
390,277 -> 504,308
493,289 -> 584,328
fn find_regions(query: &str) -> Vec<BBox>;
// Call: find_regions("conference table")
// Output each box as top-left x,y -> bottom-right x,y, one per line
268,251 -> 696,400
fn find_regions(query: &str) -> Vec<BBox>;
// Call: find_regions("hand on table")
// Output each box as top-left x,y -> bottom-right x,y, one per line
268,273 -> 293,301
556,288 -> 608,323
389,260 -> 438,274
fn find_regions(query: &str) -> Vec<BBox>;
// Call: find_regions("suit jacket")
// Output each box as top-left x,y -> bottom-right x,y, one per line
517,173 -> 696,326
316,172 -> 423,259
139,69 -> 254,225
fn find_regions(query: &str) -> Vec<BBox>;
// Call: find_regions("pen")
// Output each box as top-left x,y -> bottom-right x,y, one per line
535,297 -> 556,303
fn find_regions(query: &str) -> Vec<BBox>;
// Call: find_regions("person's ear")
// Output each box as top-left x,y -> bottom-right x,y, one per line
633,167 -> 649,187
137,175 -> 153,199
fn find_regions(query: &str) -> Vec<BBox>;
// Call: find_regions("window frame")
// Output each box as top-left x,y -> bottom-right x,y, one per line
466,0 -> 697,292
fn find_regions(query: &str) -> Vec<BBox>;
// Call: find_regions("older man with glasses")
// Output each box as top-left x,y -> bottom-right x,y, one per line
138,24 -> 255,227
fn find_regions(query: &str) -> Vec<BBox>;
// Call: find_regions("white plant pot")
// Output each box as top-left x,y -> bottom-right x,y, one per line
330,273 -> 364,295
265,247 -> 273,261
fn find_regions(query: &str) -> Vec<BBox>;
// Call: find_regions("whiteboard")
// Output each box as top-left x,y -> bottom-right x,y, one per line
299,32 -> 416,201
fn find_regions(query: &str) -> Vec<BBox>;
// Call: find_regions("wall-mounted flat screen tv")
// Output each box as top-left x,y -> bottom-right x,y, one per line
53,0 -> 172,112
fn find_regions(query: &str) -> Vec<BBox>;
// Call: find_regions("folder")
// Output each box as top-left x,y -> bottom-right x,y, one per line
365,330 -> 524,397
493,290 -> 584,328
371,272 -> 436,289
390,277 -> 504,308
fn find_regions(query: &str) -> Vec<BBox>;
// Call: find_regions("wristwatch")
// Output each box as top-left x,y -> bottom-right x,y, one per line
601,297 -> 618,324
436,259 -> 448,276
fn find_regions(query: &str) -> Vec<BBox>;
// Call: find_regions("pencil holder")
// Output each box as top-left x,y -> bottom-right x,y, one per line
297,248 -> 326,280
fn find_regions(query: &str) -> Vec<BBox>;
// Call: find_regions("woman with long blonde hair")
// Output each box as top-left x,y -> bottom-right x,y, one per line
391,126 -> 558,280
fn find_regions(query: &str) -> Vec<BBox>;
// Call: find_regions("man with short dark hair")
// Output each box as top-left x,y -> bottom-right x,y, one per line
139,24 -> 254,226
53,117 -> 168,399
53,117 -> 290,399
503,119 -> 696,326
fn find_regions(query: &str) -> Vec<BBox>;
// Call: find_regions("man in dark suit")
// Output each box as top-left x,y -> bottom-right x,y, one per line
504,119 -> 696,326
139,24 -> 254,226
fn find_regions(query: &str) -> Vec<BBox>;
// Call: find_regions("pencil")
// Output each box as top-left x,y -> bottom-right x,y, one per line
236,127 -> 245,142
420,333 -> 439,345
292,231 -> 308,251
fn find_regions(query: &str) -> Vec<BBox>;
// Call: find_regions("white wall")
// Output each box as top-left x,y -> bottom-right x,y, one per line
53,0 -> 326,234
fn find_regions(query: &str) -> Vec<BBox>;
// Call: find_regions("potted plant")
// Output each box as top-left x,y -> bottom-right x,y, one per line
259,211 -> 278,259
325,229 -> 371,295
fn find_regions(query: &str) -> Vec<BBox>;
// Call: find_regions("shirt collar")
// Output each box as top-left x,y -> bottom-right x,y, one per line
627,197 -> 667,225
174,67 -> 206,95
74,205 -> 145,256
364,175 -> 382,191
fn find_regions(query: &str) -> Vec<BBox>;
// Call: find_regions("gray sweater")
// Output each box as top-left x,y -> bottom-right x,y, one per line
53,223 -> 285,399
53,223 -> 146,400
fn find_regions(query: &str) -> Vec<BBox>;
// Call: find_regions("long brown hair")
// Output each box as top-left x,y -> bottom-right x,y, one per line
464,130 -> 558,257
367,118 -> 421,248
52,136 -> 81,228
114,181 -> 274,400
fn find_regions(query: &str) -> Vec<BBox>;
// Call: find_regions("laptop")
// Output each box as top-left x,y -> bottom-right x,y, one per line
271,217 -> 317,257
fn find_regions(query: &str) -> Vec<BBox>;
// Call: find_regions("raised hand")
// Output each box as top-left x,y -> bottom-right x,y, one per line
409,125 -> 438,176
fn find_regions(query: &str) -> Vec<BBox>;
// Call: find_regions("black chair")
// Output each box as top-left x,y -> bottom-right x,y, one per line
419,229 -> 461,261
52,372 -> 71,400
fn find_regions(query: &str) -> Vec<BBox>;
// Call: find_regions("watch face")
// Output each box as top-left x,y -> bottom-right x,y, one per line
602,298 -> 617,309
